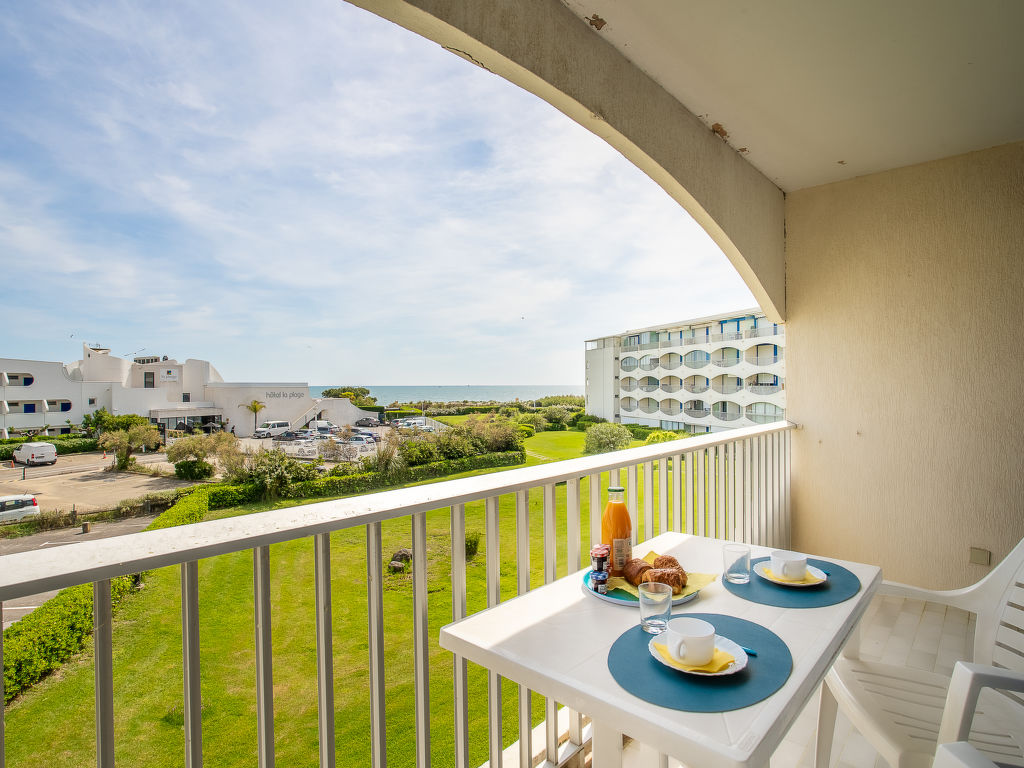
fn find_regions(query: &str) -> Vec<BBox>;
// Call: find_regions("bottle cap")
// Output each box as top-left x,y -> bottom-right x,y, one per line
608,486 -> 625,492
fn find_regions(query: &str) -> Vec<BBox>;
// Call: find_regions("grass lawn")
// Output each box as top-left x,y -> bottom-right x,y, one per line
3,429 -> 676,768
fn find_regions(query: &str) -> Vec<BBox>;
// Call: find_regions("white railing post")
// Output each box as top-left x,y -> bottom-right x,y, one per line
1,601 -> 4,768
589,472 -> 602,548
642,461 -> 654,541
542,484 -> 558,764
181,561 -> 203,768
93,579 -> 115,768
485,496 -> 502,768
626,465 -> 639,545
253,547 -> 274,768
450,505 -> 469,768
366,524 -> 387,768
514,491 -> 532,768
313,535 -> 335,768
412,512 -> 430,768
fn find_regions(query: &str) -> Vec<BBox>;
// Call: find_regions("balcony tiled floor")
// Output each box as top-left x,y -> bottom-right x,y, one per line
619,593 -> 975,768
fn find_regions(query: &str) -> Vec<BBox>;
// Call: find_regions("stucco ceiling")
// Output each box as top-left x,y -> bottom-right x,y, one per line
560,0 -> 1024,191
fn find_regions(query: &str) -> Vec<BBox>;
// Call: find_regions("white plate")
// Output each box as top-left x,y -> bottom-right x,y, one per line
753,561 -> 828,587
647,634 -> 749,677
582,569 -> 700,607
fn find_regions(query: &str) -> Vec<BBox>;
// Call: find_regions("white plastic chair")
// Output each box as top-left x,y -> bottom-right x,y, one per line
933,742 -> 998,768
816,536 -> 1024,767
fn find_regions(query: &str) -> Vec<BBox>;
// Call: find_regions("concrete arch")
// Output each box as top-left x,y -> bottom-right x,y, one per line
347,0 -> 786,319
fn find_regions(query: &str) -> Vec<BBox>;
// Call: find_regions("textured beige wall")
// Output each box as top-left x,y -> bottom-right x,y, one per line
786,142 -> 1024,588
347,0 -> 786,319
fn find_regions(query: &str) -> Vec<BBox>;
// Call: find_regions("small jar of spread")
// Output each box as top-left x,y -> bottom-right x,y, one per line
590,544 -> 610,572
590,570 -> 609,594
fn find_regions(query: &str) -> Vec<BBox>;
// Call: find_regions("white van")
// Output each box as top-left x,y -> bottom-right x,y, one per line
253,420 -> 291,438
308,420 -> 339,434
12,442 -> 57,466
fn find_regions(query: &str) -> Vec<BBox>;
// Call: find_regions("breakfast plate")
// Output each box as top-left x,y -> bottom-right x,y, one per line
753,561 -> 828,587
647,634 -> 749,676
582,569 -> 702,606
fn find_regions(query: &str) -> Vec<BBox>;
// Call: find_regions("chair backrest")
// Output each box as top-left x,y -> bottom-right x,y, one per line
970,537 -> 1024,673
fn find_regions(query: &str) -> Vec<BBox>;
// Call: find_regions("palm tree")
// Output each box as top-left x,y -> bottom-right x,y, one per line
239,400 -> 266,432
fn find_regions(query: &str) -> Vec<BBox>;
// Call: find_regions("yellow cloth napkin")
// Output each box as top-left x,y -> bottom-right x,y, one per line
606,551 -> 716,598
652,642 -> 735,673
764,567 -> 825,585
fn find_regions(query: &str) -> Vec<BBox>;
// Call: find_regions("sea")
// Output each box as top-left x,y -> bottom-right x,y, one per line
310,384 -> 583,406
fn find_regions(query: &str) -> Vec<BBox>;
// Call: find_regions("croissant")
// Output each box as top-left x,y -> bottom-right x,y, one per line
652,554 -> 681,570
641,567 -> 688,594
622,558 -> 653,586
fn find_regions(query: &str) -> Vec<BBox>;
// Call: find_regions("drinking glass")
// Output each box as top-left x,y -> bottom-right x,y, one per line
723,543 -> 751,584
638,582 -> 673,634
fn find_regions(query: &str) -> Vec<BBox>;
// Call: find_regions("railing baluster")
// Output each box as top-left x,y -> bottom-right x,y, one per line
671,455 -> 682,532
716,444 -> 726,540
542,484 -> 559,764
181,561 -> 203,768
450,505 -> 469,768
740,439 -> 750,544
695,450 -> 706,537
642,461 -> 654,542
514,491 -> 532,768
658,459 -> 669,536
728,442 -> 738,541
758,435 -> 768,547
685,451 -> 695,533
1,600 -> 4,768
412,513 -> 430,768
589,473 -> 601,547
626,465 -> 639,545
485,496 -> 502,768
366,523 -> 386,768
783,429 -> 792,548
564,479 -> 585,751
707,447 -> 717,538
313,535 -> 335,768
771,433 -> 781,548
253,547 -> 274,768
94,579 -> 114,768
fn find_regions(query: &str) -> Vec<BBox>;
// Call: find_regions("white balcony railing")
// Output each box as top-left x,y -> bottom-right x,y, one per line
0,424 -> 793,768
683,382 -> 709,394
713,409 -> 742,421
683,407 -> 711,418
747,384 -> 783,395
713,383 -> 743,394
659,358 -> 682,370
638,384 -> 658,392
683,358 -> 709,369
747,411 -> 786,424
745,326 -> 785,339
710,332 -> 743,342
639,360 -> 658,371
712,357 -> 741,368
747,355 -> 781,366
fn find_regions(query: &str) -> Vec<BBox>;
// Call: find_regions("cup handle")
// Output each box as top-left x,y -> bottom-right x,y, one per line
668,637 -> 687,661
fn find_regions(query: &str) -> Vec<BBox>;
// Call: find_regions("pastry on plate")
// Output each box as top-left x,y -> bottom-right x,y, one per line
641,567 -> 688,594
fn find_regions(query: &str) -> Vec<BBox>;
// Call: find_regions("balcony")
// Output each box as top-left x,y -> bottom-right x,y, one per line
620,397 -> 638,412
658,398 -> 682,416
712,375 -> 743,394
747,383 -> 783,395
711,348 -> 741,368
659,353 -> 682,370
683,401 -> 710,418
683,353 -> 709,369
620,357 -> 638,372
712,405 -> 742,421
710,331 -> 743,341
658,376 -> 682,394
683,376 -> 709,394
638,355 -> 658,372
637,397 -> 659,414
745,326 -> 784,339
746,403 -> 786,423
0,424 -> 794,768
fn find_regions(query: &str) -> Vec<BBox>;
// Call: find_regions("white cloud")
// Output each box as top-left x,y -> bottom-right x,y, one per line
0,0 -> 754,384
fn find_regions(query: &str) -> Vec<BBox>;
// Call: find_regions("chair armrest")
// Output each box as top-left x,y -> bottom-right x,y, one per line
878,579 -> 978,611
938,662 -> 1024,744
934,742 -> 998,768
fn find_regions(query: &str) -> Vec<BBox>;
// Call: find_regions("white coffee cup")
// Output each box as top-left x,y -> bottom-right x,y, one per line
771,550 -> 808,581
661,617 -> 715,665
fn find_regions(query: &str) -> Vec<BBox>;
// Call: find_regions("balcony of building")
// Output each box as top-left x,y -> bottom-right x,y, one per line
658,397 -> 682,416
637,376 -> 659,393
746,402 -> 786,424
710,331 -> 743,342
682,351 -> 709,370
658,375 -> 682,394
711,401 -> 743,422
712,375 -> 743,395
682,399 -> 710,419
620,396 -> 638,412
711,347 -> 742,368
745,344 -> 783,367
638,355 -> 658,372
637,396 -> 659,414
619,376 -> 638,393
682,375 -> 709,395
745,374 -> 783,395
658,352 -> 682,371
620,356 -> 638,373
745,325 -> 784,340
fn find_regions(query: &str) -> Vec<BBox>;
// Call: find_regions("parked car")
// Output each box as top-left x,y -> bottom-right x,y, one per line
308,420 -> 340,433
0,494 -> 40,524
253,420 -> 290,438
344,435 -> 375,451
12,442 -> 57,465
272,430 -> 303,441
355,417 -> 381,427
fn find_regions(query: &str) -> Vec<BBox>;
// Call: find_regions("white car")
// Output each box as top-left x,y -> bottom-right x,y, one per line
344,435 -> 375,451
0,494 -> 40,524
12,442 -> 57,465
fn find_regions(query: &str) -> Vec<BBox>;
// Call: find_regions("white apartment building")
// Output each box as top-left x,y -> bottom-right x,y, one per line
585,309 -> 785,433
0,344 -> 374,439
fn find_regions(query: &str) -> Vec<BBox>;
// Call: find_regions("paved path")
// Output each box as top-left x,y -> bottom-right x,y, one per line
1,514 -> 159,629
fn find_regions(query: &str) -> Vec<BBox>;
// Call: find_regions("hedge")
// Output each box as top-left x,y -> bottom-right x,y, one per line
3,488 -> 210,703
0,433 -> 92,445
207,483 -> 261,509
0,437 -> 98,461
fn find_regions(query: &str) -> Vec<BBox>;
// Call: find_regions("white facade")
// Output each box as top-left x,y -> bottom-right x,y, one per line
0,344 -> 375,438
585,309 -> 785,433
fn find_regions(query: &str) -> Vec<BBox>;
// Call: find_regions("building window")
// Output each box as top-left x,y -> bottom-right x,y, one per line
182,393 -> 190,403
144,372 -> 155,388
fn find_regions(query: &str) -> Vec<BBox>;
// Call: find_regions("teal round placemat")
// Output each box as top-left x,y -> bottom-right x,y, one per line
723,557 -> 861,608
607,613 -> 792,712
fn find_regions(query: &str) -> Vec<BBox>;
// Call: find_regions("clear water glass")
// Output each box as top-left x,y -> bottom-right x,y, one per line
638,582 -> 673,634
723,543 -> 751,584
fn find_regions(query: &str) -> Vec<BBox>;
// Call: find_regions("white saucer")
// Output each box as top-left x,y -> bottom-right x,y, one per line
647,635 -> 748,676
753,561 -> 827,587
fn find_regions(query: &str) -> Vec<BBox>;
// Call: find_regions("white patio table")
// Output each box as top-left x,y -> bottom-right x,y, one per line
439,532 -> 881,768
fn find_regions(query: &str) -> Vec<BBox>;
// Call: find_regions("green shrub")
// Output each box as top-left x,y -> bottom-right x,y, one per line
3,489 -> 211,703
173,459 -> 214,480
465,531 -> 481,559
517,424 -> 535,438
583,423 -> 633,455
207,484 -> 261,509
644,430 -> 683,445
518,413 -> 548,432
534,395 -> 585,408
399,438 -> 440,467
622,423 -> 654,439
573,414 -> 606,431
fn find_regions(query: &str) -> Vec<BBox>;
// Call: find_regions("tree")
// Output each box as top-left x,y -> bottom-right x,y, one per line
240,400 -> 266,431
645,430 -> 685,445
166,432 -> 241,480
98,423 -> 160,470
80,407 -> 149,436
321,387 -> 377,406
583,423 -> 632,455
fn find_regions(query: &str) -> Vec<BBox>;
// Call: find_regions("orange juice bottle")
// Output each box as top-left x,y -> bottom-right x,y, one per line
601,486 -> 632,577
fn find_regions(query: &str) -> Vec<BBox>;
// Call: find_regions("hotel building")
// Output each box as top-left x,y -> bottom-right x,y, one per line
0,344 -> 374,438
585,309 -> 785,433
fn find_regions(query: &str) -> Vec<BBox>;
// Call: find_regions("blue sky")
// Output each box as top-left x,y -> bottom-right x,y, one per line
0,0 -> 755,385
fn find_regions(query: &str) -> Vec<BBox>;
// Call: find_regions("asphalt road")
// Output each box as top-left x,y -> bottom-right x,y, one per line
1,514 -> 159,629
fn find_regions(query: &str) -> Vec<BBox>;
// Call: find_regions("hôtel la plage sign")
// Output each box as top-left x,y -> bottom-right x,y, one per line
265,391 -> 307,400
